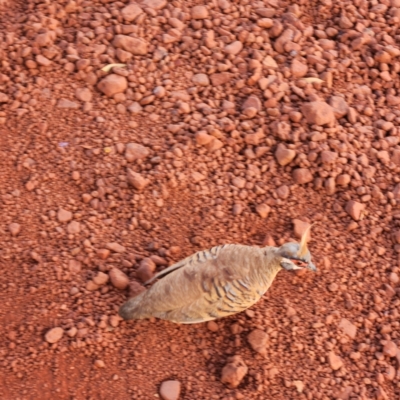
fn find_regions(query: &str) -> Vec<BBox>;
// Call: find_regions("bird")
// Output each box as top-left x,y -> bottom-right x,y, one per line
119,225 -> 316,324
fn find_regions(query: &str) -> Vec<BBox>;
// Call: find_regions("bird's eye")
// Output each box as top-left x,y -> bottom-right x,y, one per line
291,259 -> 307,267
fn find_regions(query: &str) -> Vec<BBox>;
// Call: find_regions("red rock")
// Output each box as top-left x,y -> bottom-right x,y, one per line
192,73 -> 209,86
57,208 -> 72,223
93,272 -> 109,286
247,329 -> 268,355
320,150 -> 338,163
256,204 -> 270,218
159,380 -> 181,400
109,268 -> 130,290
291,59 -> 308,77
97,74 -> 127,97
224,41 -> 243,55
292,168 -> 313,184
127,169 -> 149,190
292,219 -> 310,239
328,351 -> 343,370
275,144 -> 296,166
329,96 -> 349,118
8,223 -> 21,236
67,221 -> 80,234
338,318 -> 357,339
383,341 -> 398,357
121,4 -> 143,22
221,355 -> 248,388
191,5 -> 209,19
345,200 -> 365,221
45,327 -> 64,344
113,35 -> 148,55
207,321 -> 219,332
125,143 -> 150,162
106,242 -> 126,253
75,88 -> 92,102
301,101 -> 336,125
210,72 -> 232,86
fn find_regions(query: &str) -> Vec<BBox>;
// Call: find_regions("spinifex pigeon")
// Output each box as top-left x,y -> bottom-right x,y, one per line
119,226 -> 316,324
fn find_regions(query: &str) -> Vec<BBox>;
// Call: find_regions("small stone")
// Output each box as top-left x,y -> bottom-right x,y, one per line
301,101 -> 336,125
36,55 -> 52,67
192,73 -> 210,86
292,168 -> 313,184
97,74 -> 128,97
293,381 -> 305,393
8,223 -> 21,236
141,0 -> 167,9
291,59 -> 308,77
127,169 -> 149,190
275,144 -> 296,166
113,35 -> 148,55
383,341 -> 398,357
159,380 -> 181,400
75,88 -> 92,102
68,260 -> 81,273
109,268 -> 130,290
338,318 -> 357,339
221,355 -> 248,388
263,55 -> 278,68
57,208 -> 72,223
121,4 -> 142,21
345,200 -> 365,221
106,242 -> 126,253
67,327 -> 77,337
86,281 -> 99,291
207,321 -> 219,332
136,258 -> 156,282
191,5 -> 208,19
45,327 -> 64,344
94,360 -> 105,368
247,329 -> 268,355
125,143 -> 150,162
328,351 -> 343,370
67,221 -> 80,234
210,72 -> 232,86
320,151 -> 338,164
57,99 -> 79,109
329,96 -> 349,119
224,41 -> 243,55
128,102 -> 143,114
93,272 -> 109,286
292,219 -> 310,239
97,249 -> 110,259
256,204 -> 270,218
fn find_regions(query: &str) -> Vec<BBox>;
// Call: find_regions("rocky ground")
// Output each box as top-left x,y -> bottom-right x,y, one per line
0,0 -> 400,399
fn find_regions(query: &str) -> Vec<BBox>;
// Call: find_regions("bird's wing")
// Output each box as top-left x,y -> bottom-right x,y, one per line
132,244 -> 266,322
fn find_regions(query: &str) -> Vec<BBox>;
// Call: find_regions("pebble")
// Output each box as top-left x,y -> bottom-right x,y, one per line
67,221 -> 80,234
292,219 -> 310,239
125,143 -> 150,162
292,168 -> 313,184
221,355 -> 248,388
75,88 -> 92,102
112,35 -> 148,55
93,272 -> 109,286
224,41 -> 243,55
159,380 -> 181,400
207,321 -> 219,332
192,74 -> 209,86
383,341 -> 398,357
301,101 -> 336,126
97,74 -> 128,97
57,208 -> 72,223
8,222 -> 21,236
191,5 -> 208,19
275,144 -> 296,166
106,242 -> 126,253
109,268 -> 130,290
45,327 -> 64,344
127,169 -> 149,190
247,329 -> 268,355
121,4 -> 142,22
256,204 -> 270,218
328,351 -> 343,370
345,200 -> 365,221
94,360 -> 105,368
338,318 -> 357,339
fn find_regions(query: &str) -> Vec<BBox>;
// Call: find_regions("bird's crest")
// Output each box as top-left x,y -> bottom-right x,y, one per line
298,223 -> 314,258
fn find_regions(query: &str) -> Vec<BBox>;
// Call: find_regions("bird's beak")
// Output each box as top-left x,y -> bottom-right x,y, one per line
307,262 -> 317,272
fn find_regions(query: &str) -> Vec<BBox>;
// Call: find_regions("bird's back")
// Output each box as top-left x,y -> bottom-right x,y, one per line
119,244 -> 281,324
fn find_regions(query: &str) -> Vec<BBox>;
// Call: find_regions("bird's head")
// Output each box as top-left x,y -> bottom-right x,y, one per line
276,224 -> 317,272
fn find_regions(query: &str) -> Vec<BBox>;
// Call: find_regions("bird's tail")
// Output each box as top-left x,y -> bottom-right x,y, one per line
118,291 -> 149,320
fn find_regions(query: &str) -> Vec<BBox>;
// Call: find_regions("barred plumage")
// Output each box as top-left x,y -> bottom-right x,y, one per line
119,230 -> 317,324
